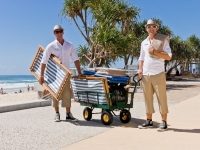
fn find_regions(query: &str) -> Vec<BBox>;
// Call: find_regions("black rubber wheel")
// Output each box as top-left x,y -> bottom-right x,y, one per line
120,110 -> 131,123
83,107 -> 92,121
101,111 -> 113,125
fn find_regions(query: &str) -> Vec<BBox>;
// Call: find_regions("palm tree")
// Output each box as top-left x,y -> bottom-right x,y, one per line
165,36 -> 192,76
61,0 -> 140,68
186,35 -> 200,62
61,0 -> 91,44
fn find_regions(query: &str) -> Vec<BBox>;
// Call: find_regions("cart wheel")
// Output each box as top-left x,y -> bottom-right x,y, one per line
120,110 -> 131,123
101,111 -> 113,125
83,107 -> 92,121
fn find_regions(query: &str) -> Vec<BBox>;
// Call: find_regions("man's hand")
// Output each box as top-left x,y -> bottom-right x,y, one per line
39,76 -> 44,85
78,73 -> 83,78
148,45 -> 155,55
137,70 -> 143,77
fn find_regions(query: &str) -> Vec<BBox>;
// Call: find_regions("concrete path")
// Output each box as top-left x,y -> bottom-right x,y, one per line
0,99 -> 166,150
1,88 -> 200,150
62,94 -> 200,150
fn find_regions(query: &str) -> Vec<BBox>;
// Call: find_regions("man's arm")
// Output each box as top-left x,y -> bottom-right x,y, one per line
74,60 -> 82,76
137,60 -> 144,77
137,43 -> 145,77
149,40 -> 172,61
39,63 -> 46,85
154,51 -> 171,60
148,45 -> 171,60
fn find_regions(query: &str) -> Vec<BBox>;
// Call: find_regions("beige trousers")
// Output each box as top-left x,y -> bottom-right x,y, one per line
52,82 -> 72,108
141,72 -> 168,114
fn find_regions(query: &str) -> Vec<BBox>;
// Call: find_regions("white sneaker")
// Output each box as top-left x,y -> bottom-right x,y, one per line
66,112 -> 78,122
157,121 -> 168,132
138,119 -> 153,129
54,113 -> 61,122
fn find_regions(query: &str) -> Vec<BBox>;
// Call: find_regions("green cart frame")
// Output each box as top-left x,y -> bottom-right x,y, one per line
72,74 -> 141,125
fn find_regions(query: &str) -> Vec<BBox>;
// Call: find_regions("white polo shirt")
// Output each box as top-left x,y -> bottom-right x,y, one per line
41,39 -> 79,69
138,37 -> 172,76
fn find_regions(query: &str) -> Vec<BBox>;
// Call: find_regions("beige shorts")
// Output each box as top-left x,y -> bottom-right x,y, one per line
52,82 -> 73,108
142,72 -> 168,114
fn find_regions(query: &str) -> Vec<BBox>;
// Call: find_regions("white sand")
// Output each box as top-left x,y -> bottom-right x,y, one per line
0,91 -> 38,104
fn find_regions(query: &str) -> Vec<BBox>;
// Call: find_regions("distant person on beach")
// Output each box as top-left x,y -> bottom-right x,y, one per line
0,88 -> 3,94
19,89 -> 22,93
27,85 -> 30,92
39,25 -> 82,122
137,19 -> 172,131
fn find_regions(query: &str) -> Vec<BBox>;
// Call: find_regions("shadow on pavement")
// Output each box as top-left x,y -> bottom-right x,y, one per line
168,128 -> 200,134
60,119 -> 113,128
58,117 -> 161,128
166,84 -> 198,91
60,118 -> 200,134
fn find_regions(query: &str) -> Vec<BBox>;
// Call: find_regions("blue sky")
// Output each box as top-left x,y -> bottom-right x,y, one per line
0,0 -> 200,75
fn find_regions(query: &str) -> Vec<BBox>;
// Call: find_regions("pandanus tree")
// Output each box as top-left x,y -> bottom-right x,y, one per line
186,35 -> 200,62
61,0 -> 200,72
166,36 -> 191,76
61,0 -> 139,68
165,35 -> 200,76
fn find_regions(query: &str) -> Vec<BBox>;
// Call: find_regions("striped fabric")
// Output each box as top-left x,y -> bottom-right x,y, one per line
42,93 -> 53,100
70,79 -> 107,105
33,51 -> 69,95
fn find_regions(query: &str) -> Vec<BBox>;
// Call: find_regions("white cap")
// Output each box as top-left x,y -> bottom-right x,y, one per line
53,25 -> 64,31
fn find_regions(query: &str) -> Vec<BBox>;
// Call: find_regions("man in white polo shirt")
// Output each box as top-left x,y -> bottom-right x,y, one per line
137,19 -> 172,131
39,25 -> 82,122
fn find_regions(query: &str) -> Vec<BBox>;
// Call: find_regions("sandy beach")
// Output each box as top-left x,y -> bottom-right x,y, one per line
0,91 -> 38,104
0,78 -> 200,105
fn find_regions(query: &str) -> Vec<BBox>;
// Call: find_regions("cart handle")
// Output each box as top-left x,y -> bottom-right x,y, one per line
132,73 -> 142,84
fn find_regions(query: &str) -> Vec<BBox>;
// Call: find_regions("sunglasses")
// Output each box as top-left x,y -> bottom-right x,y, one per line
54,30 -> 63,34
146,25 -> 158,29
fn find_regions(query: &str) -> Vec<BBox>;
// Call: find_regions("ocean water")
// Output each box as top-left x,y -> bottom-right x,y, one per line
0,75 -> 37,93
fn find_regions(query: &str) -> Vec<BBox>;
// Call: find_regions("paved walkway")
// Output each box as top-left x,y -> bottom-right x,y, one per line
61,94 -> 200,150
1,80 -> 200,150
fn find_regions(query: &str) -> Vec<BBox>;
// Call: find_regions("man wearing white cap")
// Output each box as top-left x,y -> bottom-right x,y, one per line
137,19 -> 172,131
39,25 -> 82,122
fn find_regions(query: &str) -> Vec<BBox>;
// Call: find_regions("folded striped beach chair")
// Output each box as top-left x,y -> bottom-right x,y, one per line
29,45 -> 72,101
70,77 -> 110,105
42,92 -> 53,100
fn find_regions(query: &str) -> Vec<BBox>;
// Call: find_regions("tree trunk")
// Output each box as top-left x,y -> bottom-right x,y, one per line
130,55 -> 134,65
166,68 -> 173,76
